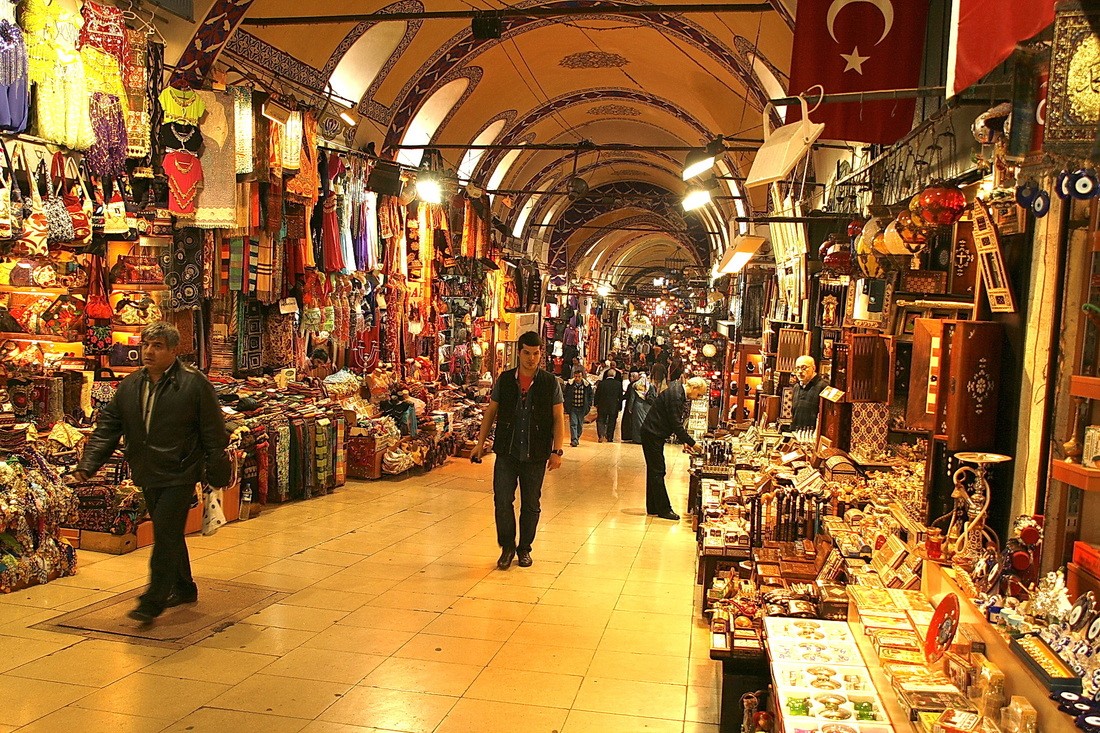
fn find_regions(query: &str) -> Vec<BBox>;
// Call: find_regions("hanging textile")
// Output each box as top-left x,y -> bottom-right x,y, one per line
255,233 -> 273,302
158,87 -> 205,124
462,197 -> 491,259
267,120 -> 282,178
163,151 -> 202,216
85,91 -> 127,177
122,30 -> 150,159
284,112 -> 319,204
232,85 -> 254,175
201,229 -> 216,298
248,237 -> 259,294
25,0 -> 94,150
193,90 -> 237,229
78,1 -> 126,73
236,297 -> 262,374
0,20 -> 28,134
261,309 -> 294,368
228,236 -> 245,291
281,111 -> 302,171
164,227 -> 203,311
145,40 -> 165,163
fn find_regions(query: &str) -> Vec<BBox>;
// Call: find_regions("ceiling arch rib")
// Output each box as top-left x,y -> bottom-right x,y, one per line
569,214 -> 701,274
329,21 -> 408,106
458,116 -> 512,184
396,76 -> 471,167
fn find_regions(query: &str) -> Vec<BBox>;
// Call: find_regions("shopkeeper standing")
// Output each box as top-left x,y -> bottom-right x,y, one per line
791,355 -> 827,431
472,331 -> 566,570
73,322 -> 231,625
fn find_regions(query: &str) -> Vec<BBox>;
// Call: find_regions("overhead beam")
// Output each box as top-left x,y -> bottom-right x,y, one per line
243,3 -> 773,27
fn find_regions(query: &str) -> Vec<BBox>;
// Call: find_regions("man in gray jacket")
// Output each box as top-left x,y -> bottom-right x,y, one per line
74,322 -> 230,624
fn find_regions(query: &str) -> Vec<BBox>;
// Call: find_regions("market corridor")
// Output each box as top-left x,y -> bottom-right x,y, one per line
0,437 -> 718,733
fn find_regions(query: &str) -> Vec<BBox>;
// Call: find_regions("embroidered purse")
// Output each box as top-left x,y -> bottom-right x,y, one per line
57,155 -> 92,248
13,147 -> 48,257
109,243 -> 164,284
38,157 -> 74,245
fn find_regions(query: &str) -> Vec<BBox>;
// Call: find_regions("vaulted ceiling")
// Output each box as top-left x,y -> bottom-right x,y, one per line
162,0 -> 795,285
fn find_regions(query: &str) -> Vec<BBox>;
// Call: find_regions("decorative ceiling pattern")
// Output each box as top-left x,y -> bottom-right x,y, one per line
472,87 -> 712,183
549,182 -> 710,273
587,104 -> 642,116
559,51 -> 630,69
381,1 -> 770,151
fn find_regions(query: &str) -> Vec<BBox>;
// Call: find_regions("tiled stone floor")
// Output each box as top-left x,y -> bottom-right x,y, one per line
0,430 -> 719,732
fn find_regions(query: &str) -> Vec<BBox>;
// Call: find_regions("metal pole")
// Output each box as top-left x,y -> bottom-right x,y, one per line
769,83 -> 1011,107
394,142 -> 762,152
243,3 -> 774,27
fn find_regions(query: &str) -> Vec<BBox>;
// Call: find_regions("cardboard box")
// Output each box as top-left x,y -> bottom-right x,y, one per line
137,520 -> 153,548
81,530 -> 138,554
222,485 -> 240,523
1073,541 -> 1100,580
184,503 -> 201,535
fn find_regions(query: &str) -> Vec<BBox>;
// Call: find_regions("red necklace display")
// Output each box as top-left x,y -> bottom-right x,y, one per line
164,151 -> 204,215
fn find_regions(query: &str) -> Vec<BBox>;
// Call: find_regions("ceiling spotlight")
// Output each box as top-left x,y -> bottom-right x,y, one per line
339,111 -> 358,127
682,137 -> 723,180
716,234 -> 766,274
682,180 -> 715,211
597,283 -> 611,297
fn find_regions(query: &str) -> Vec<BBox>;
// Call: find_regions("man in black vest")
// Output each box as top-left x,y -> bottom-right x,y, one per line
472,331 -> 566,569
639,376 -> 707,520
791,355 -> 826,431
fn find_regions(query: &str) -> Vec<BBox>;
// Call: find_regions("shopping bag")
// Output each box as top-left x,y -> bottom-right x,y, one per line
201,485 -> 226,536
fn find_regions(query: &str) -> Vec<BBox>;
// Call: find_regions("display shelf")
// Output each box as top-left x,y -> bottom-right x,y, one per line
109,283 -> 168,291
0,332 -> 81,343
0,285 -> 87,295
1051,460 -> 1100,492
110,325 -> 145,332
1070,375 -> 1100,400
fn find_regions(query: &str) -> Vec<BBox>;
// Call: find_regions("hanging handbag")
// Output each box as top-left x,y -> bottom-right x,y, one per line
109,243 -> 164,284
84,253 -> 113,355
3,143 -> 23,238
120,174 -> 140,240
102,177 -> 130,236
39,157 -> 74,245
12,146 -> 48,257
0,146 -> 13,240
112,291 -> 163,326
56,155 -> 92,248
108,342 -> 142,366
38,294 -> 85,341
284,202 -> 307,238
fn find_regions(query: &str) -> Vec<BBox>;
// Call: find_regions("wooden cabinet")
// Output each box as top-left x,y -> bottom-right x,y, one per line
918,320 -> 1003,451
725,344 -> 762,424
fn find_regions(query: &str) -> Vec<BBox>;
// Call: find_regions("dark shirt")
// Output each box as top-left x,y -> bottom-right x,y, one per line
640,381 -> 696,447
791,374 -> 827,430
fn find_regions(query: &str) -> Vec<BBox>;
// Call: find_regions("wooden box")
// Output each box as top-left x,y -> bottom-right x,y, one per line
848,333 -> 894,403
59,527 -> 80,549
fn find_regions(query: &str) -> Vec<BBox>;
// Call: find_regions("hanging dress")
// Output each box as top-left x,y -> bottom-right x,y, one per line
24,0 -> 94,149
0,20 -> 28,133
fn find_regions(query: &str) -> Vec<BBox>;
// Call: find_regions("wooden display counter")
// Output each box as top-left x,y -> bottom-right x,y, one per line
923,561 -> 1075,733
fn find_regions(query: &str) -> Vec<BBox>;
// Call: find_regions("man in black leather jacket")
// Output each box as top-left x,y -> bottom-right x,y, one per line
639,376 -> 706,520
74,322 -> 230,624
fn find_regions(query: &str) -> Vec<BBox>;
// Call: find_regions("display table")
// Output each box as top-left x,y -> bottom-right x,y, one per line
923,561 -> 1075,733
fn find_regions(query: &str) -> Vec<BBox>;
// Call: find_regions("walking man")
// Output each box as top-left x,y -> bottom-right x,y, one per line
595,366 -> 625,442
472,331 -> 566,569
562,367 -> 593,447
639,376 -> 707,520
73,322 -> 230,623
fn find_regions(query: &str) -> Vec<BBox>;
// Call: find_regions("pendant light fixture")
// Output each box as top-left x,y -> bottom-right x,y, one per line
681,137 -> 723,180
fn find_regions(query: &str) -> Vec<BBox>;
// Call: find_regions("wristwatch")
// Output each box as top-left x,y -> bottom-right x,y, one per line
551,449 -> 564,456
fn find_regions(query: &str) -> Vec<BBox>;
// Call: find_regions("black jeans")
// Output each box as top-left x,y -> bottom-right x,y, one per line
493,453 -> 547,552
139,484 -> 197,611
640,432 -> 674,515
596,409 -> 619,441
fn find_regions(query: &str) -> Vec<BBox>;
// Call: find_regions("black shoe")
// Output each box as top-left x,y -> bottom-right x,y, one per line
656,511 -> 681,521
127,604 -> 161,624
497,548 -> 516,570
164,590 -> 199,608
517,550 -> 533,567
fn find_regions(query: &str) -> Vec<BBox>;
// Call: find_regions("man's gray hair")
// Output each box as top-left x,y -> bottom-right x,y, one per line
685,376 -> 709,392
140,321 -> 180,348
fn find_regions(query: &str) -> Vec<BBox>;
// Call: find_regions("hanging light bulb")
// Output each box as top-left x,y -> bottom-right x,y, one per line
596,283 -> 611,297
682,180 -> 714,211
415,172 -> 442,204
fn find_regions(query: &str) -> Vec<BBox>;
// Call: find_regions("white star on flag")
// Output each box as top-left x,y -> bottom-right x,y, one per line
840,46 -> 870,74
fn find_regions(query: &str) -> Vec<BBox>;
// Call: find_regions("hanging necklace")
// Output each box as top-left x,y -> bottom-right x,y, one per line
170,122 -> 194,146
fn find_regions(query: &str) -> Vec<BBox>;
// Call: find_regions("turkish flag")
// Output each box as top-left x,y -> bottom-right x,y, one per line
947,0 -> 1055,98
788,0 -> 931,145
